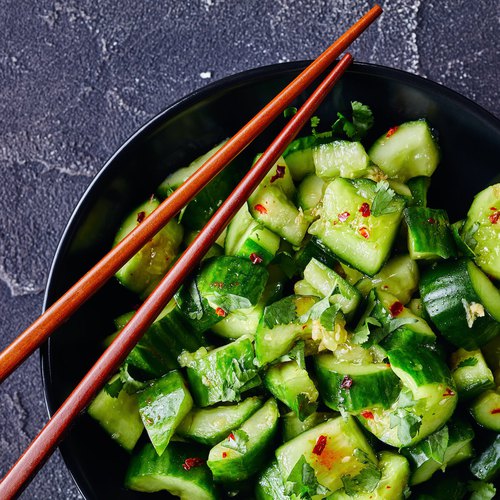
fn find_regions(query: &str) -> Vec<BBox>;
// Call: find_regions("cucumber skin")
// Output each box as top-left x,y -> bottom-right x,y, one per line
420,259 -> 500,349
207,399 -> 279,483
314,355 -> 400,412
176,397 -> 263,447
281,411 -> 334,442
470,434 -> 500,481
137,371 -> 193,456
125,442 -> 217,500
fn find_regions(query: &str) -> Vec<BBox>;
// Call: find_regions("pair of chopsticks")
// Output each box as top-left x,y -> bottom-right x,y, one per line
0,5 -> 382,498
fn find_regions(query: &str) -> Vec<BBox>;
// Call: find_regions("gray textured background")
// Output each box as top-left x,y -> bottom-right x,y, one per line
0,0 -> 498,498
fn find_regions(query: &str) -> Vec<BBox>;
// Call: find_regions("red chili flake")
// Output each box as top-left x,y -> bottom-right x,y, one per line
182,457 -> 205,471
442,388 -> 455,397
312,435 -> 327,456
490,408 -> 500,414
340,375 -> 353,389
386,363 -> 391,368
359,226 -> 370,239
222,452 -> 228,458
427,217 -> 436,224
359,202 -> 371,217
270,165 -> 286,183
390,301 -> 404,317
215,307 -> 226,317
136,211 -> 146,223
386,126 -> 399,138
489,211 -> 500,224
490,207 -> 497,211
361,410 -> 374,420
211,281 -> 224,289
386,486 -> 392,489
228,432 -> 235,441
249,253 -> 263,264
338,211 -> 350,222
254,204 -> 267,214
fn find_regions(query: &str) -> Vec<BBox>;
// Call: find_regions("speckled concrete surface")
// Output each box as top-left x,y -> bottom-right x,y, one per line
0,1 -> 498,498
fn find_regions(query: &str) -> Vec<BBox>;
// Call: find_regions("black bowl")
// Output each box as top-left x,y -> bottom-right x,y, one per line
42,61 -> 500,499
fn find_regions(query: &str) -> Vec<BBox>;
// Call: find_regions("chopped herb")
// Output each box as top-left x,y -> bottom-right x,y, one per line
389,390 -> 422,445
371,180 -> 398,217
319,304 -> 342,331
341,449 -> 381,496
351,316 -> 382,345
119,363 -> 146,394
263,296 -> 300,329
206,291 -> 252,313
281,341 -> 306,370
420,425 -> 449,465
456,356 -> 478,369
222,429 -> 249,454
104,376 -> 124,398
310,116 -> 321,135
284,455 -> 329,498
332,101 -> 374,141
184,280 -> 204,320
284,106 -> 297,118
299,296 -> 330,323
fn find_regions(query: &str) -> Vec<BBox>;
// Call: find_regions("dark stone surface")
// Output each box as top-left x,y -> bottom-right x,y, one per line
0,1 -> 498,498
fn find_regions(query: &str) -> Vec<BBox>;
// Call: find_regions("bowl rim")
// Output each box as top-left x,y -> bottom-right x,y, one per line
40,60 -> 500,498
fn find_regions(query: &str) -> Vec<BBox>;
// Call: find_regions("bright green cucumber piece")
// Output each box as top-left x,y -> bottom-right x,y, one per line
294,237 -> 339,275
297,174 -> 326,212
309,178 -> 406,276
461,183 -> 500,279
225,204 -> 280,265
328,451 -> 410,500
157,141 -> 238,230
303,258 -> 362,319
450,348 -> 495,399
313,140 -> 370,179
420,259 -> 500,349
125,442 -> 217,499
264,361 -> 319,421
179,336 -> 261,407
275,415 -> 377,494
368,120 -> 440,181
470,388 -> 500,431
177,396 -> 263,446
254,295 -> 319,365
175,255 -> 269,333
114,197 -> 183,297
255,459 -> 291,500
402,417 -> 474,485
87,374 -> 143,452
282,411 -> 334,442
407,176 -> 431,207
207,398 -> 279,482
470,434 -> 500,481
210,299 -> 264,339
355,254 -> 419,304
359,347 -> 457,447
137,371 -> 193,456
315,353 -> 400,412
404,207 -> 457,260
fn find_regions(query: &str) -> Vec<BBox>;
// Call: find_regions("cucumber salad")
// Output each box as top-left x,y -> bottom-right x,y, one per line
88,102 -> 500,499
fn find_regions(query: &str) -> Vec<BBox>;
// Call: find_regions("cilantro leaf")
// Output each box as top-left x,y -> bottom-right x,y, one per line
299,296 -> 330,323
206,292 -> 252,313
341,449 -> 381,496
119,364 -> 146,394
280,341 -> 306,370
387,317 -> 418,334
351,316 -> 381,345
319,304 -> 342,331
284,106 -> 297,118
371,180 -> 398,217
285,455 -> 329,498
456,356 -> 478,369
332,101 -> 374,141
222,429 -> 249,454
420,425 -> 449,465
388,389 -> 422,445
263,296 -> 300,329
183,280 -> 204,320
310,116 -> 321,136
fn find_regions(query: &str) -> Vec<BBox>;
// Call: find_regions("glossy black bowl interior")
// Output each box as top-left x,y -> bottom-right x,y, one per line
42,62 -> 500,499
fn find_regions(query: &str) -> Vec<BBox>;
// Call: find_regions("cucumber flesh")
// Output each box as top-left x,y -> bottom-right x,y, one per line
125,442 -> 217,500
368,120 -> 440,181
207,398 -> 279,483
313,140 -> 370,179
450,348 -> 495,399
309,178 -> 406,276
87,375 -> 143,452
176,396 -> 263,446
461,183 -> 500,279
470,389 -> 500,431
114,197 -> 183,297
276,415 -> 377,494
297,174 -> 326,213
255,460 -> 291,500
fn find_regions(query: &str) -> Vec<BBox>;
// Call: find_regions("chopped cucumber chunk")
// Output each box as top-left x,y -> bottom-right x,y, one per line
313,140 -> 370,179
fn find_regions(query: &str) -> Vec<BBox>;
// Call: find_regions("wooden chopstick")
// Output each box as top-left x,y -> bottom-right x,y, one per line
0,53 -> 354,499
0,5 -> 381,384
